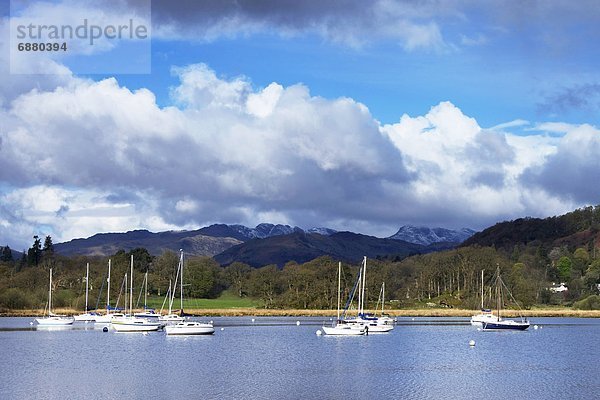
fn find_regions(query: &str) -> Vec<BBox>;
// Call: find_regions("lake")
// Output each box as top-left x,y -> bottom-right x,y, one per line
0,316 -> 599,399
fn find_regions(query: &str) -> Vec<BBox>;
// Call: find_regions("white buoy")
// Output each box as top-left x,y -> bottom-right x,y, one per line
29,321 -> 34,325
534,325 -> 538,330
210,320 -> 213,324
412,318 -> 415,321
469,340 -> 476,347
316,330 -> 322,336
220,327 -> 224,331
251,318 -> 255,323
296,321 -> 300,326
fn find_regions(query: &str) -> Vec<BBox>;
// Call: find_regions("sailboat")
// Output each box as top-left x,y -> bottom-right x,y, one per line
94,259 -> 124,324
470,269 -> 496,326
134,271 -> 159,319
343,257 -> 394,333
165,250 -> 215,335
159,256 -> 185,323
481,265 -> 530,331
74,263 -> 98,322
110,255 -> 163,332
373,282 -> 395,327
322,261 -> 366,336
36,268 -> 75,326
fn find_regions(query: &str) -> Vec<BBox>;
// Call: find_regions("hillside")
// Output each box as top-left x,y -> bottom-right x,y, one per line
214,231 -> 427,267
462,206 -> 600,250
54,229 -> 242,257
53,223 -> 333,257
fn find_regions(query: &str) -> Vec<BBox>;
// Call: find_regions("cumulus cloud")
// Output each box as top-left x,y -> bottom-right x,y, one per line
0,63 -> 412,247
0,59 -> 597,249
521,124 -> 600,203
380,102 -> 578,227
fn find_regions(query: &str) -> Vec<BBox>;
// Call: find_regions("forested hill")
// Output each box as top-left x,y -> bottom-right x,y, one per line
213,231 -> 457,267
462,205 -> 600,250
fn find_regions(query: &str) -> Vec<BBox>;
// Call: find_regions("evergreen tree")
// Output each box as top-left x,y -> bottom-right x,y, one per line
42,235 -> 54,257
0,246 -> 12,262
27,235 -> 42,267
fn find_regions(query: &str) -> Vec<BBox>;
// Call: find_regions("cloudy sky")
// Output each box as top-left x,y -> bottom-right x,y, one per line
1,0 -> 600,250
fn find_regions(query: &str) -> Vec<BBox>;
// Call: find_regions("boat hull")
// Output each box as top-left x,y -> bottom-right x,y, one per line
165,322 -> 215,335
74,313 -> 97,322
482,321 -> 530,331
36,316 -> 75,326
322,324 -> 365,336
111,317 -> 163,332
470,313 -> 497,326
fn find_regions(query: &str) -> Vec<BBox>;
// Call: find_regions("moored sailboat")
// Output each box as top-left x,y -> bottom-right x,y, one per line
481,265 -> 530,331
343,257 -> 394,333
74,263 -> 98,322
36,268 -> 74,326
471,270 -> 496,326
165,250 -> 215,335
110,255 -> 163,332
322,261 -> 366,336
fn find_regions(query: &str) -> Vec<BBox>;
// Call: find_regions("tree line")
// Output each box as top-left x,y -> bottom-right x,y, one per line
1,233 -> 600,311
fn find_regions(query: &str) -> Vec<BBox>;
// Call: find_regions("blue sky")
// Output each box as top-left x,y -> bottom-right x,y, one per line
1,0 -> 600,249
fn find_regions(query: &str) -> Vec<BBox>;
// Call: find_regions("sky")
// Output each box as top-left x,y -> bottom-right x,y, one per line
1,0 -> 600,250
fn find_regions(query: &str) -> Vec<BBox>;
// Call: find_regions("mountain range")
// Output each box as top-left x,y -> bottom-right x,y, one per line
52,223 -> 474,266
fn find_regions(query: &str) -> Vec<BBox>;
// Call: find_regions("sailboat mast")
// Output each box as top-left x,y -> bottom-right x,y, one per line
382,282 -> 385,314
481,269 -> 484,309
107,259 -> 111,314
130,255 -> 134,315
337,262 -> 341,320
179,250 -> 184,314
49,268 -> 53,315
85,262 -> 89,312
124,273 -> 128,314
361,256 -> 367,314
496,265 -> 501,321
167,279 -> 172,314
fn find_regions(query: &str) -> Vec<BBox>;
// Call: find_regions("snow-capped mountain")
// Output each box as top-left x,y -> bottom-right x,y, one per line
225,223 -> 335,240
388,225 -> 476,246
306,227 -> 338,235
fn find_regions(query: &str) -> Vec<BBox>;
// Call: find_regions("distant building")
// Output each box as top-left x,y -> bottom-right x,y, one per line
549,283 -> 568,293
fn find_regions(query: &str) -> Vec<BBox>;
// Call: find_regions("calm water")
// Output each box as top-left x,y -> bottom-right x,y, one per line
1,316 -> 599,399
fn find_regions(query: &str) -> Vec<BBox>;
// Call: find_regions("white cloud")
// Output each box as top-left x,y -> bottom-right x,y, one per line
380,102 -> 582,228
0,62 -> 597,248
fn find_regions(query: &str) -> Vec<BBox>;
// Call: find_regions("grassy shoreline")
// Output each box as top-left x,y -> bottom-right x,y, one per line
2,307 -> 600,318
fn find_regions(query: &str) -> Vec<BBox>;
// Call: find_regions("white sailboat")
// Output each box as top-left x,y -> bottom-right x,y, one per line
94,259 -> 124,324
344,257 -> 394,333
159,256 -> 185,323
134,271 -> 159,319
322,261 -> 366,336
111,255 -> 163,332
471,269 -> 496,326
74,263 -> 98,322
165,250 -> 215,335
36,268 -> 75,326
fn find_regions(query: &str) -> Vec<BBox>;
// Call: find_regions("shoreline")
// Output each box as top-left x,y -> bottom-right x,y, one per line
2,307 -> 600,318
